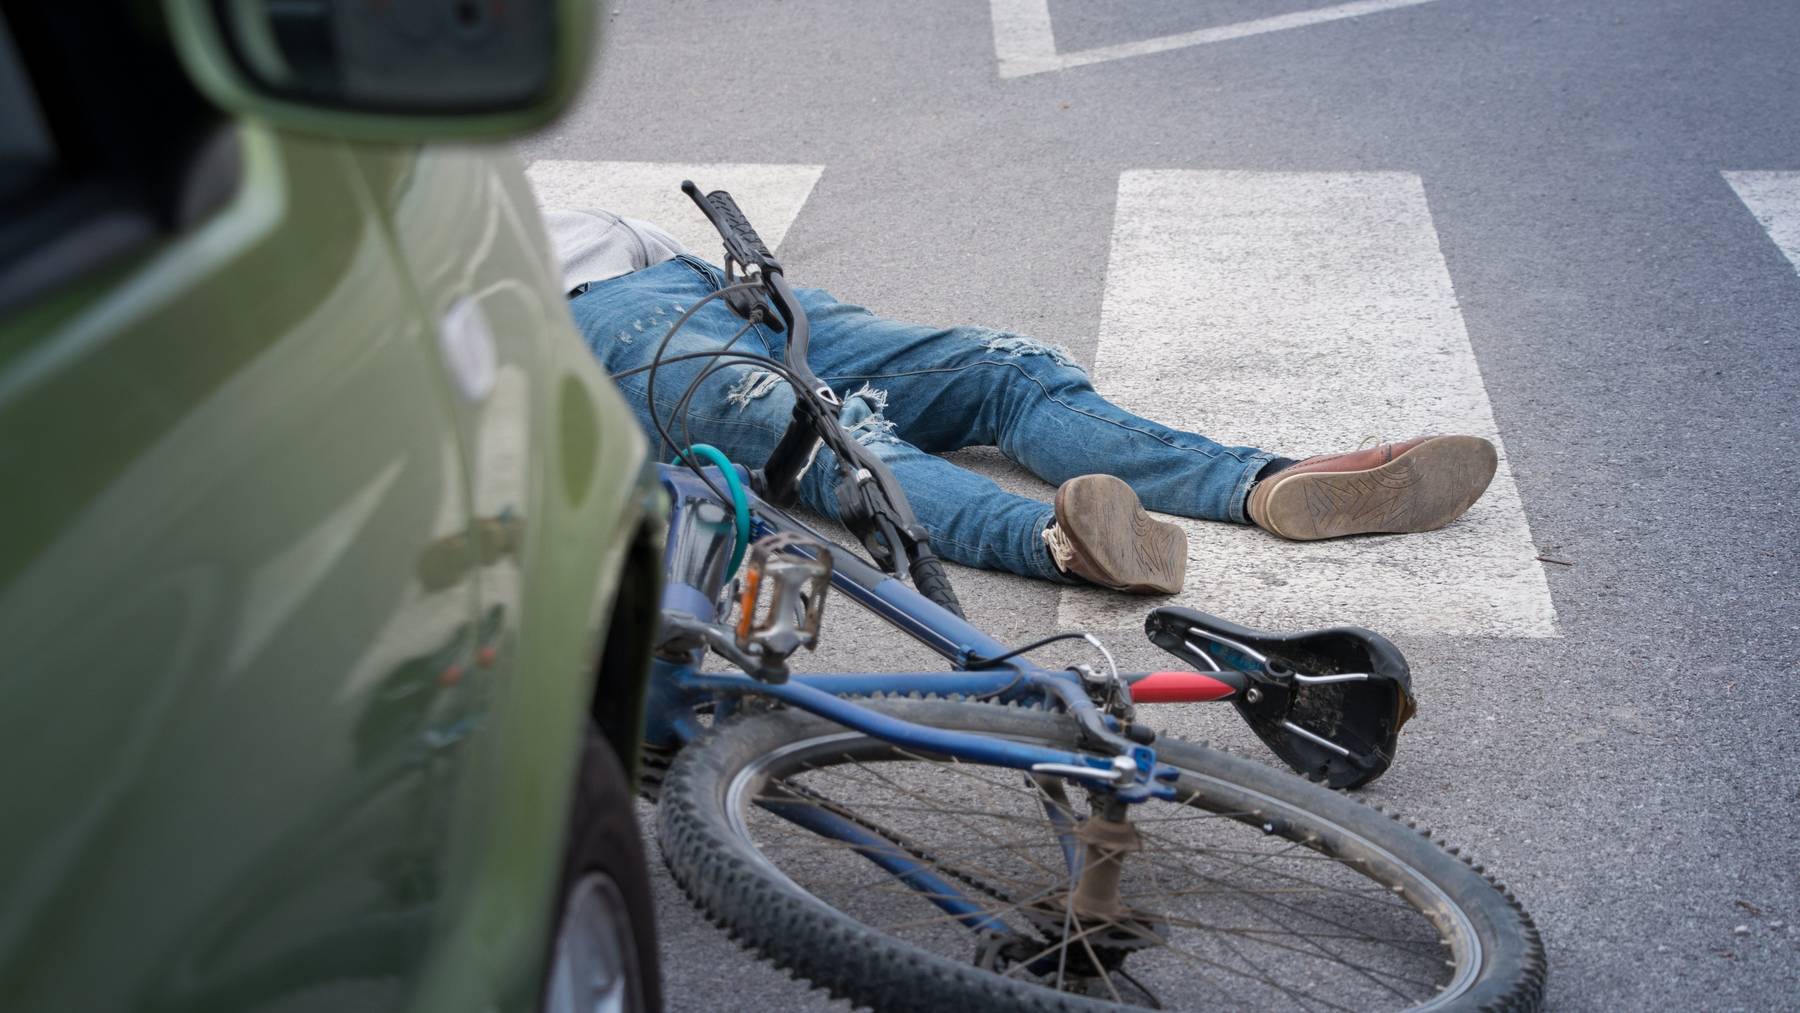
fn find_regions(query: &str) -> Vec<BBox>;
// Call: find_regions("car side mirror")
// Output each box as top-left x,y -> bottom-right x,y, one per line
164,0 -> 595,140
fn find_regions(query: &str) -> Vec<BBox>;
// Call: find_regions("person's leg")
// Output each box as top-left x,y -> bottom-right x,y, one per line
789,289 -> 1275,523
793,395 -> 1067,580
792,290 -> 1499,541
568,258 -> 1065,580
784,398 -> 1184,591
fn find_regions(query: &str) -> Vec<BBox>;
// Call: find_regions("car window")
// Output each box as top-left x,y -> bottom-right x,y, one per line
0,8 -> 53,208
0,3 -> 238,316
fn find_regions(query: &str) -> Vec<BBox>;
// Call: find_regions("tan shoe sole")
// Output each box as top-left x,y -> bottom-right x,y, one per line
1255,435 -> 1498,541
1053,475 -> 1187,595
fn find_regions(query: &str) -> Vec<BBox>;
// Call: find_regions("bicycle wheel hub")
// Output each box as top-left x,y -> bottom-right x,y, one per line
1070,813 -> 1142,919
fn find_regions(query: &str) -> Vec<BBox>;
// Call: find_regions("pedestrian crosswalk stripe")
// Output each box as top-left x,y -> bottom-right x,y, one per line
1724,172 -> 1800,277
523,160 -> 825,259
1058,171 -> 1559,638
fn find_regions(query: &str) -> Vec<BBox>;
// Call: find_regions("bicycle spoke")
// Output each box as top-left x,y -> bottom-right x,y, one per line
872,882 -> 1067,934
1144,910 -> 1443,948
763,795 -> 1067,827
1133,825 -> 1419,911
1117,837 -> 1438,1000
1201,909 -> 1328,1013
752,784 -> 1047,898
1125,846 -> 1432,965
1072,921 -> 1124,1004
1151,909 -> 1443,990
813,758 -> 1070,883
724,731 -> 1466,1010
1105,918 -> 1366,1013
996,914 -> 1119,981
1053,866 -> 1075,992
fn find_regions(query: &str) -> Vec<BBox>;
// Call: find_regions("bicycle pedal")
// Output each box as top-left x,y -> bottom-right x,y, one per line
735,533 -> 833,671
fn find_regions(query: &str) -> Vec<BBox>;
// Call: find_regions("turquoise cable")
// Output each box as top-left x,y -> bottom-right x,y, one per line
673,443 -> 751,578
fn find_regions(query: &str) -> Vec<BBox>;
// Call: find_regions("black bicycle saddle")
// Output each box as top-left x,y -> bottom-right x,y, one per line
1144,606 -> 1417,789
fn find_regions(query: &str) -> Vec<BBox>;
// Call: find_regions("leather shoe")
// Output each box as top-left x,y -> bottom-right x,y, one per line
1246,435 -> 1497,540
1044,475 -> 1187,594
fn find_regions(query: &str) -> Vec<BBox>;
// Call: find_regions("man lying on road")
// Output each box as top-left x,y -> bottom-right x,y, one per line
549,207 -> 1499,595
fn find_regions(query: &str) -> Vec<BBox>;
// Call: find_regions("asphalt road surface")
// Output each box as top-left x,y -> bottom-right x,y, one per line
517,1 -> 1800,1008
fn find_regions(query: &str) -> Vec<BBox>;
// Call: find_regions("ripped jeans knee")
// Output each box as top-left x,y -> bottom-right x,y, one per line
724,369 -> 786,408
838,382 -> 899,448
717,373 -> 898,458
966,327 -> 1085,373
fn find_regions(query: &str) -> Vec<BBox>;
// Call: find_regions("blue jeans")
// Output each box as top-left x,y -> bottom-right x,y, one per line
571,255 -> 1274,581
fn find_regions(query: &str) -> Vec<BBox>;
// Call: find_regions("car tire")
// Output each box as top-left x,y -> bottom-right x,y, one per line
540,727 -> 662,1013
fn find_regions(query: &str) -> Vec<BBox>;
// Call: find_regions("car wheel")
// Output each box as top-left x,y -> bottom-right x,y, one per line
541,728 -> 661,1013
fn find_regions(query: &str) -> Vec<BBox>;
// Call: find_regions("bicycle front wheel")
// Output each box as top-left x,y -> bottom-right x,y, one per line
658,699 -> 1543,1012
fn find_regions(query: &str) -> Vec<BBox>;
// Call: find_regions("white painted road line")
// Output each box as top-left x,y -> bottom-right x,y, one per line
990,0 -> 1454,78
1059,171 -> 1558,638
523,160 -> 825,257
1724,171 -> 1800,277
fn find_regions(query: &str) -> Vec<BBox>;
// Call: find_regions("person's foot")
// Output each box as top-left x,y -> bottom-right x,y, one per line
1043,475 -> 1187,594
1246,435 -> 1498,541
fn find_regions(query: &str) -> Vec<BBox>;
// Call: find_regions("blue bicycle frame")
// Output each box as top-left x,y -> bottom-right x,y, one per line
641,464 -> 1199,806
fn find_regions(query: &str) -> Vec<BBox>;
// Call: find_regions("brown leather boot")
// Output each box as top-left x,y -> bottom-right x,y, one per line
1246,435 -> 1498,541
1043,475 -> 1187,594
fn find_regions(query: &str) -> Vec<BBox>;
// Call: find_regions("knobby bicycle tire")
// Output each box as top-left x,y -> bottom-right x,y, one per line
657,699 -> 1544,1012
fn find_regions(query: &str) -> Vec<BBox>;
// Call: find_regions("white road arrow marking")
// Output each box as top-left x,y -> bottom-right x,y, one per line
990,0 -> 1455,78
1059,171 -> 1558,638
1724,171 -> 1800,276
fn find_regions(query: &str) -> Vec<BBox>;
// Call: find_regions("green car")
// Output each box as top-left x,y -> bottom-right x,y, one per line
0,3 -> 663,1011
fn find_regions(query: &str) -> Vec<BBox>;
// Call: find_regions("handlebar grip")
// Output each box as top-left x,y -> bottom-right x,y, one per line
909,551 -> 965,619
681,181 -> 781,274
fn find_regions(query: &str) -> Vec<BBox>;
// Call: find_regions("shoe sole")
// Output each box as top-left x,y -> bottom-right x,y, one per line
1053,475 -> 1187,595
1256,435 -> 1499,541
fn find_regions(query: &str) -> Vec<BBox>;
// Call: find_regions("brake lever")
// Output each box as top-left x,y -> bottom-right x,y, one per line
719,263 -> 785,333
832,441 -> 936,579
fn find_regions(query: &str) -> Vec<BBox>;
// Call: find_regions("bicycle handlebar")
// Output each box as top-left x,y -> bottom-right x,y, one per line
757,271 -> 836,504
681,181 -> 780,275
682,182 -> 965,618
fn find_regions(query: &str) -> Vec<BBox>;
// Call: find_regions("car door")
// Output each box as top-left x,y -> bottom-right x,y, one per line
0,117 -> 486,1011
349,144 -> 658,1011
